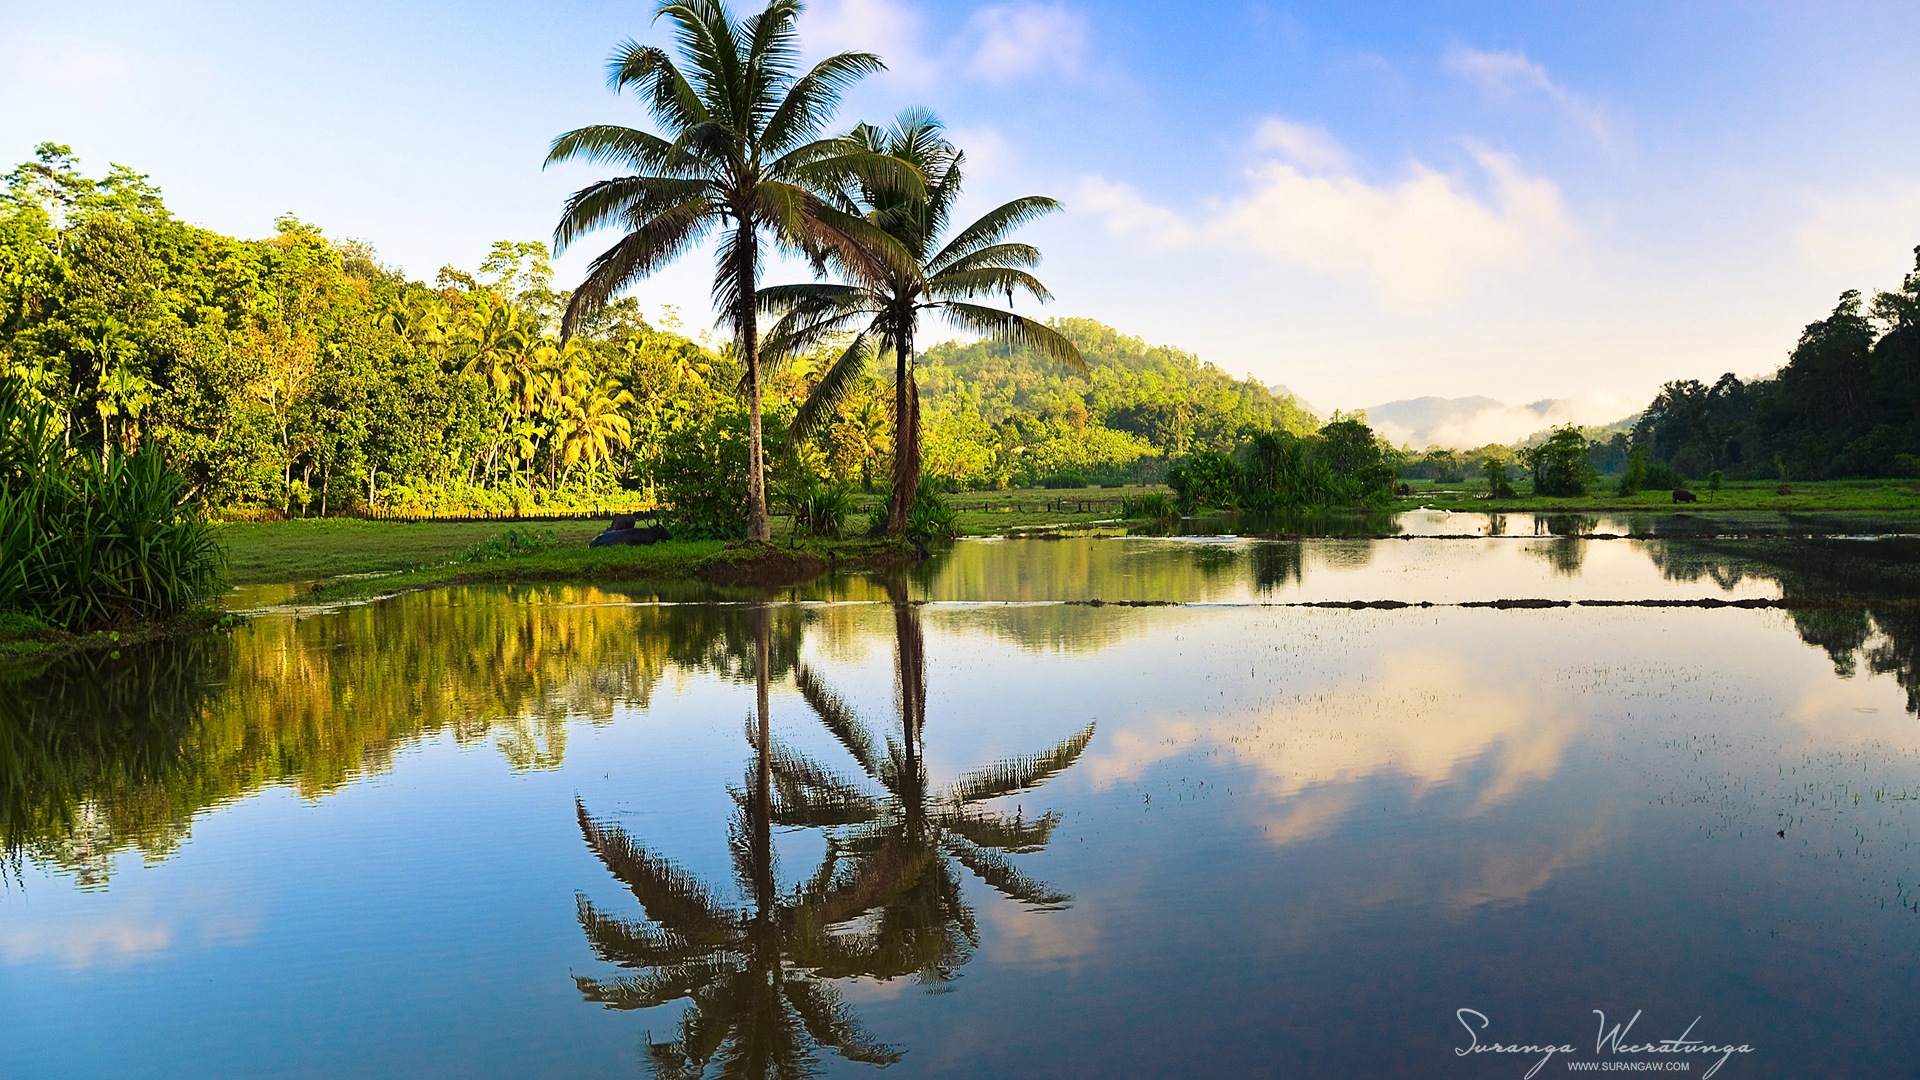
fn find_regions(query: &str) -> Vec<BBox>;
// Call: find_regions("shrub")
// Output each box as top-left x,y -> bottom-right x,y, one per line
1120,492 -> 1178,520
0,377 -> 224,630
1642,461 -> 1685,491
1039,472 -> 1089,489
1482,459 -> 1517,499
1893,453 -> 1920,479
654,407 -> 749,540
456,527 -> 558,563
1167,449 -> 1241,513
1618,450 -> 1649,496
870,486 -> 958,544
779,476 -> 856,539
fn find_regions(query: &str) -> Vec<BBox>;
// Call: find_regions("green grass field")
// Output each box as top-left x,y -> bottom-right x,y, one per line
214,517 -> 610,584
1394,477 -> 1920,513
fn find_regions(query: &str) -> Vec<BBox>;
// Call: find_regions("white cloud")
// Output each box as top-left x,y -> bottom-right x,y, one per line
1079,121 -> 1575,309
966,3 -> 1087,81
1073,175 -> 1195,247
1797,182 -> 1920,281
803,0 -> 935,79
1444,45 -> 1614,147
1250,117 -> 1351,173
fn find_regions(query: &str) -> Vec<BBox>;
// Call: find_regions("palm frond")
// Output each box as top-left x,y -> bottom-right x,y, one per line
792,664 -> 883,775
944,721 -> 1095,804
788,331 -> 877,443
937,808 -> 1061,853
928,196 -> 1061,274
577,799 -> 737,942
573,959 -> 733,1011
939,303 -> 1088,376
551,174 -> 711,256
927,267 -> 1055,304
782,977 -> 902,1065
762,53 -> 887,155
942,835 -> 1071,909
576,894 -> 716,968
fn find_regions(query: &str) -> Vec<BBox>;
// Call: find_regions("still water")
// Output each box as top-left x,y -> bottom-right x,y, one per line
6,526 -> 1920,1078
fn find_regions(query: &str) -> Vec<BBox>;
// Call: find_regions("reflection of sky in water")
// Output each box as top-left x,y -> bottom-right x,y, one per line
5,538 -> 1920,1077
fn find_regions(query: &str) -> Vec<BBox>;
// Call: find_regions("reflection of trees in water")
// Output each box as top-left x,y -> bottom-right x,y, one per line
1251,542 -> 1305,594
572,593 -> 1092,1076
1525,515 -> 1600,577
1644,538 -> 1920,714
1,587 -> 800,887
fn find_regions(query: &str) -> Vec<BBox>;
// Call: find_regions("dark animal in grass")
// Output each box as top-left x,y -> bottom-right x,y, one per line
1671,489 -> 1697,503
1395,483 -> 1413,496
590,522 -> 669,547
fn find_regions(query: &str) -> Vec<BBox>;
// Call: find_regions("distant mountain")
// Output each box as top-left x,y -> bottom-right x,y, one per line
1362,396 -> 1630,449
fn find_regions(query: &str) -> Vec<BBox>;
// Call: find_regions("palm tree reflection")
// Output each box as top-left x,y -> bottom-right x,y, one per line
571,595 -> 1093,1076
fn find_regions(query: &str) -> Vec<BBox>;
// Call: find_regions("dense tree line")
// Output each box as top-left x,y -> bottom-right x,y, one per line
1631,251 -> 1920,481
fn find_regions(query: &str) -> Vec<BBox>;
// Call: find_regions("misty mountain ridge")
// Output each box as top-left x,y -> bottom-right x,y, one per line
1361,395 -> 1634,449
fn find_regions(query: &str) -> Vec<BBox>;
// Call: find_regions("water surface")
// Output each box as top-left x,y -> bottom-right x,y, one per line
6,532 -> 1920,1078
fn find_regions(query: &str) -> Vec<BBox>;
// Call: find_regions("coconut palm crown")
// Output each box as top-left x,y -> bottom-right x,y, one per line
762,109 -> 1085,535
547,0 -> 921,542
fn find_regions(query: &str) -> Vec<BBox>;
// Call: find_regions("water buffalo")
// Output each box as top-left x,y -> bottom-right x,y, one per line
1671,489 -> 1697,503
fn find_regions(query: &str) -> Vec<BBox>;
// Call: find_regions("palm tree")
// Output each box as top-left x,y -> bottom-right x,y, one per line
773,579 -> 1095,975
547,0 -> 919,543
572,606 -> 905,1078
763,110 -> 1084,535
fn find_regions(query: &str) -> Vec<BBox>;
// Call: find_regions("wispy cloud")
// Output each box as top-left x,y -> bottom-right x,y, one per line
1444,45 -> 1614,147
1079,120 -> 1575,309
1797,182 -> 1920,281
966,3 -> 1088,81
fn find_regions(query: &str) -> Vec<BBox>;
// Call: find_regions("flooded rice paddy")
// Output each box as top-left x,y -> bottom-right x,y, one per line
6,518 -> 1920,1077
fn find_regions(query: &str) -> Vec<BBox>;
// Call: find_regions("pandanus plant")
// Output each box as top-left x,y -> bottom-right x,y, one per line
763,110 -> 1084,535
548,0 -> 922,542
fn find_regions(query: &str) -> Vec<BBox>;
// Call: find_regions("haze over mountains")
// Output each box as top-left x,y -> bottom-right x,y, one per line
1359,396 -> 1635,449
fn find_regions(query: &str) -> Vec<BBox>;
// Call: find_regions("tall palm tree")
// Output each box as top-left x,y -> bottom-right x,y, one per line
573,606 -> 906,1078
548,0 -> 920,543
763,110 -> 1084,535
775,578 -> 1095,969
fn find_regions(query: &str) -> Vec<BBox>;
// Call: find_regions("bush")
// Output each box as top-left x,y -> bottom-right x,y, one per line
1167,449 -> 1241,513
1617,450 -> 1649,496
654,407 -> 749,540
456,527 -> 558,563
1642,462 -> 1685,491
0,378 -> 224,630
1894,453 -> 1920,479
1482,459 -> 1517,499
1120,492 -> 1178,520
1039,472 -> 1089,489
779,476 -> 857,539
870,486 -> 958,544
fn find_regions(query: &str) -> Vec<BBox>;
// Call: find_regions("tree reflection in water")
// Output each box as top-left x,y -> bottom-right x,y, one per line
571,590 -> 1093,1077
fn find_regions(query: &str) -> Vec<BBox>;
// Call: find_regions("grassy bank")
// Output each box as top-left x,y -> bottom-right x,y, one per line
215,517 -> 611,584
1391,478 -> 1920,514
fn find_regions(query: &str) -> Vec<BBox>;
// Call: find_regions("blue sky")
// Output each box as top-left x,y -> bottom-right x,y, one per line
6,0 -> 1920,422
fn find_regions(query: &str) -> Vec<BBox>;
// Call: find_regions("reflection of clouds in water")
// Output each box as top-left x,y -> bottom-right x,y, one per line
0,899 -> 259,970
979,899 -> 1099,966
1088,654 -> 1573,825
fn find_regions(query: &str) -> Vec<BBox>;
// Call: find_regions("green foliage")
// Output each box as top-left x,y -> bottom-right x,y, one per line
1167,448 -> 1241,513
779,475 -> 857,539
1039,472 -> 1088,489
654,405 -> 751,541
1618,449 -> 1649,496
0,377 -> 223,630
1630,246 -> 1920,480
870,486 -> 958,544
919,318 -> 1315,488
1119,492 -> 1178,520
456,527 -> 558,564
1521,427 -> 1598,497
1483,458 -> 1517,499
1643,461 -> 1685,491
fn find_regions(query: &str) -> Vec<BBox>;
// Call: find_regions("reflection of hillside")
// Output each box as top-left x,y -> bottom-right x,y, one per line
1645,538 -> 1920,713
0,588 -> 808,887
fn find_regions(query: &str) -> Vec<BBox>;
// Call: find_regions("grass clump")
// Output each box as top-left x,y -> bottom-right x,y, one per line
455,527 -> 559,564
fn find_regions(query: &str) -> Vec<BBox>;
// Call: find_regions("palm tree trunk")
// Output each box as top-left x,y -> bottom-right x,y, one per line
884,332 -> 921,535
735,224 -> 771,543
